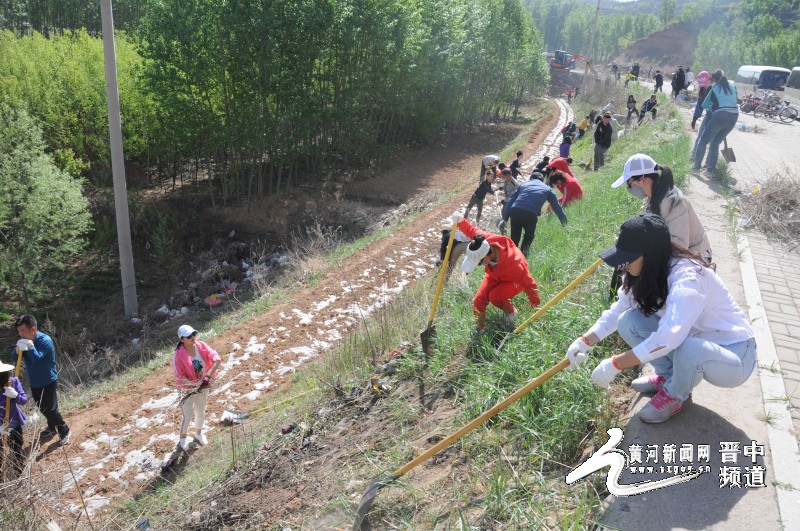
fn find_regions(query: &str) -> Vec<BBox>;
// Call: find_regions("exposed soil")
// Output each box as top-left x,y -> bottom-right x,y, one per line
13,100 -> 568,527
610,22 -> 698,75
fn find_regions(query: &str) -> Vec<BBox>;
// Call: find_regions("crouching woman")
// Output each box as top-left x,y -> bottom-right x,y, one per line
452,212 -> 540,330
565,214 -> 756,423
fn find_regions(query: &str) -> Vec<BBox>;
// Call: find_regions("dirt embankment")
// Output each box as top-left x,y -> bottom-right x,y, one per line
611,23 -> 698,75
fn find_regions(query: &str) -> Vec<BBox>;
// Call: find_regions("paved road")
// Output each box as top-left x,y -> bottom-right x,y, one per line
598,103 -> 800,530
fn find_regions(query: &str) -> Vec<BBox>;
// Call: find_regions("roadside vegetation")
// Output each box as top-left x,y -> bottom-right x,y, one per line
115,90 -> 693,528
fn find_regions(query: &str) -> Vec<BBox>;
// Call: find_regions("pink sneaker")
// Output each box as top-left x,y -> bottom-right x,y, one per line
639,389 -> 684,423
630,374 -> 666,394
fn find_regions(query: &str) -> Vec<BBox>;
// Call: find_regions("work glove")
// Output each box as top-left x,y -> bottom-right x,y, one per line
199,375 -> 211,389
3,386 -> 18,399
690,118 -> 696,130
450,211 -> 464,225
16,339 -> 34,351
566,337 -> 592,370
591,358 -> 621,389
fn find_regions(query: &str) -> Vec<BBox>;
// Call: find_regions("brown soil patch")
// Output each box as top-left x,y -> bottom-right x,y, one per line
611,23 -> 698,75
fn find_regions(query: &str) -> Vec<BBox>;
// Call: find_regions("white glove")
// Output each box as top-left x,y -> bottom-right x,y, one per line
450,211 -> 464,225
592,358 -> 621,389
3,386 -> 18,399
16,339 -> 34,351
566,337 -> 592,370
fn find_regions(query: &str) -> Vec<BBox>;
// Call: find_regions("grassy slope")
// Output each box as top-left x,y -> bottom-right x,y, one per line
121,97 -> 692,529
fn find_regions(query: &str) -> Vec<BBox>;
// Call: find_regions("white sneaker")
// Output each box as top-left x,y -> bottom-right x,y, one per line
179,437 -> 190,451
196,433 -> 208,446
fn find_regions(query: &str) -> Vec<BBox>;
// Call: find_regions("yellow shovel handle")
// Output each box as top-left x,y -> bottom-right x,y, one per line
514,258 -> 604,334
427,220 -> 459,325
395,357 -> 571,477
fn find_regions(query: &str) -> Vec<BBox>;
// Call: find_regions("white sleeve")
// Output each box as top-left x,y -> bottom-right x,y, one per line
632,286 -> 706,363
587,285 -> 634,340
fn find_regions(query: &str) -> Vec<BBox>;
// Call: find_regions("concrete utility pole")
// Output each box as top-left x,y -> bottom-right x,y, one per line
586,0 -> 602,77
100,0 -> 138,317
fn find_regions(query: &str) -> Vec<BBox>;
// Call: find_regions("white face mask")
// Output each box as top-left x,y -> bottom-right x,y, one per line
627,183 -> 647,200
488,260 -> 498,266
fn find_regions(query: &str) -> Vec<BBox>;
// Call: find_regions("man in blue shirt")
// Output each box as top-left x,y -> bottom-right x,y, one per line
14,314 -> 71,445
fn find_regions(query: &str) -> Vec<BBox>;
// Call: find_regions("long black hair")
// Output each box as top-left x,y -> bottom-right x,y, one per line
644,165 -> 673,216
623,242 -> 714,315
712,69 -> 733,95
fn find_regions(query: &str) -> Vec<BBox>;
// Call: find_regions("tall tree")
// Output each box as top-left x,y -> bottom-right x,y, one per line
0,103 -> 92,309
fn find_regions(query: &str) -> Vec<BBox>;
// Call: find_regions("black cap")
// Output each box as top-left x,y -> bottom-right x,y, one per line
600,214 -> 671,267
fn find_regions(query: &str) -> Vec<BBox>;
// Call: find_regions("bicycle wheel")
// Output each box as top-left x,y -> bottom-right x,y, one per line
753,104 -> 766,119
779,106 -> 798,123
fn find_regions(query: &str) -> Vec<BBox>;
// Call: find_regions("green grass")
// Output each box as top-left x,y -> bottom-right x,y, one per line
115,101 -> 694,529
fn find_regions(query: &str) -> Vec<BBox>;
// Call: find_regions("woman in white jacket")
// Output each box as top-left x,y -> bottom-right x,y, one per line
566,214 -> 756,423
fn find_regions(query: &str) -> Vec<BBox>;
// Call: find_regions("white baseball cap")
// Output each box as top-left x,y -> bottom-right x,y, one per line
177,324 -> 198,339
0,361 -> 14,373
611,154 -> 659,188
461,238 -> 491,274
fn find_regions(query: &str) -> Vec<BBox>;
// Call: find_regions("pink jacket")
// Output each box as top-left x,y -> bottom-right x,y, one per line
173,340 -> 221,390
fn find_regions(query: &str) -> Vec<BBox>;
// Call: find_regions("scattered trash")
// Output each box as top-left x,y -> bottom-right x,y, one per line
370,378 -> 391,395
130,317 -> 142,325
281,423 -> 296,435
131,338 -> 140,345
204,294 -> 223,307
155,304 -> 169,316
381,361 -> 398,375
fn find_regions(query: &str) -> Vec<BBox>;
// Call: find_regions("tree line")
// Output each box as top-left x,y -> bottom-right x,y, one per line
692,0 -> 800,75
0,0 -> 549,306
524,0 -> 662,62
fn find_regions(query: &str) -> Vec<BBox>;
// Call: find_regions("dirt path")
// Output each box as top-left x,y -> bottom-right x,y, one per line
24,101 -> 568,524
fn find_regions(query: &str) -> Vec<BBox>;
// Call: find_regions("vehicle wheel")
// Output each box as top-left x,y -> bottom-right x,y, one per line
740,103 -> 751,113
779,107 -> 798,123
753,104 -> 766,119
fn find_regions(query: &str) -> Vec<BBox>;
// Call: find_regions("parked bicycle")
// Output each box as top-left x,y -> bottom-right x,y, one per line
752,90 -> 798,123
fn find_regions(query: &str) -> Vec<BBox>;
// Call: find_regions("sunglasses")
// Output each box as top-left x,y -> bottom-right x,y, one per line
182,332 -> 198,340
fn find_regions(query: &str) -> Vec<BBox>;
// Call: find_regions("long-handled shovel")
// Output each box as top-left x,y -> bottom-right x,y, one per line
493,258 -> 604,354
219,390 -> 312,426
352,356 -> 571,530
420,220 -> 458,356
2,348 -> 24,480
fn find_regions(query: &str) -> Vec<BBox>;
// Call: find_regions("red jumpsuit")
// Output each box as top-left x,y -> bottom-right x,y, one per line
458,219 -> 540,327
547,157 -> 574,177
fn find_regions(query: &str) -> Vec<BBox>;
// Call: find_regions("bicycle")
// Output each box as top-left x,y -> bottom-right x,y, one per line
751,90 -> 797,122
753,99 -> 798,123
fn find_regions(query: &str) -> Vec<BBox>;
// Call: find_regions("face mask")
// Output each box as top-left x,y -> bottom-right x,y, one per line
488,260 -> 498,266
627,183 -> 647,200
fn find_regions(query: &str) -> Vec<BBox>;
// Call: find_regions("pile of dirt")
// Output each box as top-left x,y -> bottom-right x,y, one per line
610,22 -> 698,75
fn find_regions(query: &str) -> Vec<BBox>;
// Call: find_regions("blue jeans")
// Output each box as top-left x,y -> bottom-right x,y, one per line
693,110 -> 738,172
691,112 -> 710,159
617,308 -> 757,401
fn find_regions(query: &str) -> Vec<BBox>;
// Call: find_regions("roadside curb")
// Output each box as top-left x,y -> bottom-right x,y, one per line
738,232 -> 800,528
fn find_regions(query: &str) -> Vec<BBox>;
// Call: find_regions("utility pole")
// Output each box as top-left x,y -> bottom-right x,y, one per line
586,0 -> 602,77
100,0 -> 138,317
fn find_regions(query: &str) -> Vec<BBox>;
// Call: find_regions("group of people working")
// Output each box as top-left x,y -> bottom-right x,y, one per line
449,149 -> 756,425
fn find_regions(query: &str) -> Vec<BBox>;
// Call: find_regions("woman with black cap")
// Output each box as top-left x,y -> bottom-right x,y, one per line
450,212 -> 540,330
564,214 -> 756,423
693,69 -> 738,176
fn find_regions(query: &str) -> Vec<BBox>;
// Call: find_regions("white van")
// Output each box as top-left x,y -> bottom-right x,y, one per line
787,67 -> 800,89
735,65 -> 791,94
